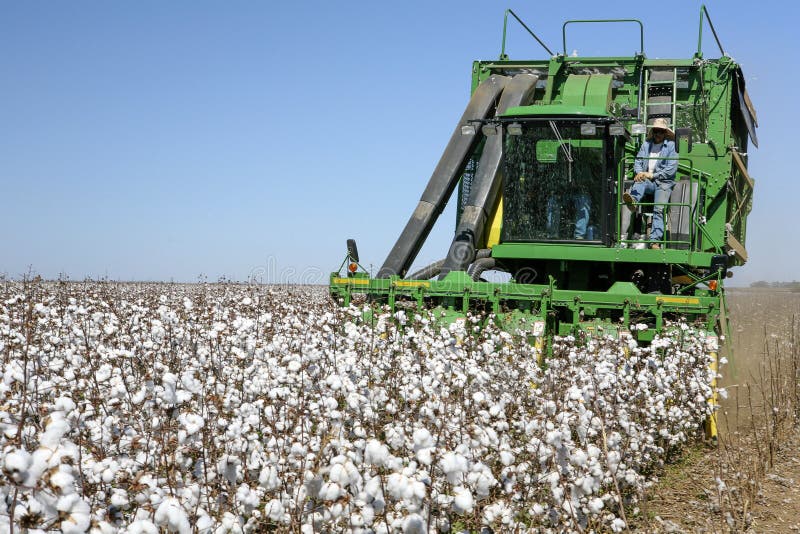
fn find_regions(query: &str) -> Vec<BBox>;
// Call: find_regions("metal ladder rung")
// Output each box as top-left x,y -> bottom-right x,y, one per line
643,67 -> 679,129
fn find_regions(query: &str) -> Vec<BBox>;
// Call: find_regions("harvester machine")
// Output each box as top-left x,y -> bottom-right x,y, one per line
330,7 -> 758,433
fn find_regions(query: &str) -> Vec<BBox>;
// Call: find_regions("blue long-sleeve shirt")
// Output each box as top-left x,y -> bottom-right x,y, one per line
634,139 -> 678,182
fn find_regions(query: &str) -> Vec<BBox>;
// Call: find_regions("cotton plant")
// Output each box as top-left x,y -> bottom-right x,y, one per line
0,281 -> 719,533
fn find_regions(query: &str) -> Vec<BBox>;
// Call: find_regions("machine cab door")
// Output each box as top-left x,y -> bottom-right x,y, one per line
501,119 -> 619,245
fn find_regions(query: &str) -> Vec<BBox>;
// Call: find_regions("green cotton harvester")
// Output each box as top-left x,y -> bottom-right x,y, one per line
330,7 -> 758,437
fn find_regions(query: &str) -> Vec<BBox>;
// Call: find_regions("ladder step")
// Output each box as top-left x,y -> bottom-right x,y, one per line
648,69 -> 677,82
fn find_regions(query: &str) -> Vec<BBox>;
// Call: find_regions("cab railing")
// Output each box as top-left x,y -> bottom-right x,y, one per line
616,154 -> 714,252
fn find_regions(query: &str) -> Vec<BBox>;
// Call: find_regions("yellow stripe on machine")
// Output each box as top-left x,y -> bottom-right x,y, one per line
485,197 -> 503,249
395,280 -> 431,288
658,296 -> 700,305
332,277 -> 370,285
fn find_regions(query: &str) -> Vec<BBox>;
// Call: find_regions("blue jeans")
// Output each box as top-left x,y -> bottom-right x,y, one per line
629,179 -> 674,241
547,194 -> 590,239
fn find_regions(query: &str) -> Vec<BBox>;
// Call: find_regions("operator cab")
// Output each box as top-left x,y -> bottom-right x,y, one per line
499,117 -> 626,246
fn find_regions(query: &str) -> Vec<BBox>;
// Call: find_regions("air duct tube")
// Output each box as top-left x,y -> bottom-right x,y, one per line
438,74 -> 539,279
376,75 -> 509,279
467,257 -> 498,281
406,259 -> 445,281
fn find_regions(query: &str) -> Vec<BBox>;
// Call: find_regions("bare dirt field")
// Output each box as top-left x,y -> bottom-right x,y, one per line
642,289 -> 800,533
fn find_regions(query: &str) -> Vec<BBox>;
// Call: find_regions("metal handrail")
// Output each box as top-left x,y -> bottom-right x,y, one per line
617,154 -> 707,250
500,9 -> 555,60
696,4 -> 727,58
562,19 -> 644,56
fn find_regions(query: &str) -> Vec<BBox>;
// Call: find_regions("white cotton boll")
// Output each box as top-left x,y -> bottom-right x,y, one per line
570,449 -> 588,467
416,447 -> 433,466
318,482 -> 342,501
364,476 -> 383,502
403,513 -> 426,533
102,463 -> 119,484
54,396 -> 76,413
350,513 -> 365,528
154,498 -> 191,534
567,385 -> 583,401
110,489 -> 129,508
588,497 -> 604,513
40,415 -> 71,449
329,463 -> 349,486
4,448 -> 32,484
217,455 -> 241,485
452,486 -> 474,514
365,439 -> 389,467
386,473 -> 409,500
50,469 -> 75,492
606,450 -> 620,470
259,465 -> 281,491
470,470 -> 496,498
57,493 -> 91,534
412,428 -> 434,450
326,374 -> 343,390
179,412 -> 205,435
216,511 -> 244,533
196,513 -> 214,533
131,387 -> 147,404
324,396 -> 339,411
611,517 -> 627,532
439,452 -> 468,484
265,499 -> 284,522
126,520 -> 159,534
236,484 -> 260,512
362,504 -> 376,525
330,502 -> 344,518
499,450 -> 515,466
410,479 -> 427,501
161,373 -> 178,406
287,360 -> 301,372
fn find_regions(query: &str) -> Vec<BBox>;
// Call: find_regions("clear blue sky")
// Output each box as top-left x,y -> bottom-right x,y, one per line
1,1 -> 795,285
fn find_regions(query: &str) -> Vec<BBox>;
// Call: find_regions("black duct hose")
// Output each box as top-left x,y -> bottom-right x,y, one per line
467,257 -> 497,281
376,75 -> 510,279
438,73 -> 539,280
406,259 -> 445,280
409,252 -> 488,280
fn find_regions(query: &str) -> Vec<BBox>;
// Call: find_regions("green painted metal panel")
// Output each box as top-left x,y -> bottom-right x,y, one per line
490,243 -> 718,266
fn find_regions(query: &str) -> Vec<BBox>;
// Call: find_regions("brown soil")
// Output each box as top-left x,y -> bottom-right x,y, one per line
751,432 -> 800,532
640,432 -> 800,532
638,289 -> 800,533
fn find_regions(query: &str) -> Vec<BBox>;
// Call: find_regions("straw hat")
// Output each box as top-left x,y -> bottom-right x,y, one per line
647,117 -> 675,140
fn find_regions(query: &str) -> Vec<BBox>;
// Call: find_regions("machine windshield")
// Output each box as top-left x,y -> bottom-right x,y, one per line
502,121 -> 605,242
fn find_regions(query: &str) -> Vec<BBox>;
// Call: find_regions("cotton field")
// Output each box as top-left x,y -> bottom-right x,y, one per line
0,281 -> 719,533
